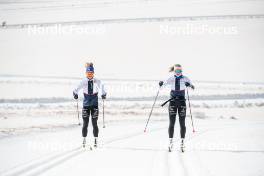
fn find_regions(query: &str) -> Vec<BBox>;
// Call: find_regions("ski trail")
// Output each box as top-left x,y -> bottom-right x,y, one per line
1,126 -> 167,176
25,149 -> 84,176
150,140 -> 170,176
0,124 -> 164,176
1,146 -> 84,176
164,125 -> 231,176
167,140 -> 189,176
174,122 -> 244,176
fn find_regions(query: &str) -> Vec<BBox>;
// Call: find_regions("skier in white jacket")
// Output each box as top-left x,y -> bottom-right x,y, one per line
73,62 -> 107,148
159,64 -> 195,152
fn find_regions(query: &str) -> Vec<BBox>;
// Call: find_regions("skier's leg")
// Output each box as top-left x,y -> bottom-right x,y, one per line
82,107 -> 90,137
91,106 -> 99,138
91,106 -> 99,147
178,103 -> 187,139
179,102 -> 187,152
168,101 -> 177,138
168,101 -> 177,152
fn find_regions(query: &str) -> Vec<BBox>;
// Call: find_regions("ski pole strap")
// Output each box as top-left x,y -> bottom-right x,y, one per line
161,96 -> 186,107
161,98 -> 173,107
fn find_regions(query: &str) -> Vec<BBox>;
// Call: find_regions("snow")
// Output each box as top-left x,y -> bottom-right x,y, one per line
0,0 -> 264,175
0,76 -> 264,176
1,118 -> 264,176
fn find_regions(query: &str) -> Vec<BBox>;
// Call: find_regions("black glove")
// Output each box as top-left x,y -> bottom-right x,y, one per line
101,94 -> 106,99
185,82 -> 195,90
73,92 -> 78,99
185,82 -> 190,87
159,81 -> 164,87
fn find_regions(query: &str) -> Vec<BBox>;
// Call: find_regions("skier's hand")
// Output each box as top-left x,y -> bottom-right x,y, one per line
185,82 -> 190,87
73,92 -> 78,99
185,82 -> 195,90
159,81 -> 164,87
101,94 -> 106,100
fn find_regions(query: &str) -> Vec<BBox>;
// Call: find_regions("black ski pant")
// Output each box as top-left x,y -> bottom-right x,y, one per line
168,100 -> 186,139
82,106 -> 99,137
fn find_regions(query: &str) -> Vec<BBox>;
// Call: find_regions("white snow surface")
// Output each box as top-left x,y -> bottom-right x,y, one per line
0,118 -> 264,176
0,76 -> 264,176
0,0 -> 264,175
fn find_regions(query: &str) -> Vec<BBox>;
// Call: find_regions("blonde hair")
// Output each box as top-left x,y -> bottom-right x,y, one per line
169,64 -> 182,72
85,62 -> 93,68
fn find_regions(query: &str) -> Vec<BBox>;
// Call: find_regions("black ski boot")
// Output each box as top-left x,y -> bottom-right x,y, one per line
82,137 -> 86,148
168,138 -> 173,152
181,138 -> 185,153
94,137 -> 98,148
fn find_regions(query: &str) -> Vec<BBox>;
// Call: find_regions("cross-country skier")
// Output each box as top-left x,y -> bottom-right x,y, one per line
159,64 -> 195,152
73,62 -> 107,148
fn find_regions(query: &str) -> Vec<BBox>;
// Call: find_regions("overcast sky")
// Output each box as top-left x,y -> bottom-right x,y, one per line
0,20 -> 263,83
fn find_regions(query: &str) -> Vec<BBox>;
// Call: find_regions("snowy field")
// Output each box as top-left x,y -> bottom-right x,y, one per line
1,0 -> 264,175
0,76 -> 264,176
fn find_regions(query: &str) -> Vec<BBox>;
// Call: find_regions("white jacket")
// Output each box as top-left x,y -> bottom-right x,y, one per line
164,75 -> 192,91
73,77 -> 106,95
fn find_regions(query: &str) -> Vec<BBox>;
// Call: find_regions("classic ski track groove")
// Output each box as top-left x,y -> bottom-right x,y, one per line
1,122 -> 250,176
0,146 -> 83,176
0,126 -> 166,176
165,125 -> 234,176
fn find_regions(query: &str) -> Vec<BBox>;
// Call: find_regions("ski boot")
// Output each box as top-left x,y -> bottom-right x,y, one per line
94,137 -> 98,148
168,138 -> 173,152
82,137 -> 86,148
180,138 -> 185,153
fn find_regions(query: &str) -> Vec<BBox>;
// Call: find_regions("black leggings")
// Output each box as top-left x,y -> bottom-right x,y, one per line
168,100 -> 186,138
82,106 -> 99,137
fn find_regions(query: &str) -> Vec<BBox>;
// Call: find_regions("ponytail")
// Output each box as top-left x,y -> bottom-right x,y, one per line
169,66 -> 174,72
169,64 -> 182,72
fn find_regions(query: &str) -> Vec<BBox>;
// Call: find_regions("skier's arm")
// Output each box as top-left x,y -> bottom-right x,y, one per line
97,79 -> 107,99
184,77 -> 195,89
73,79 -> 84,99
159,76 -> 173,87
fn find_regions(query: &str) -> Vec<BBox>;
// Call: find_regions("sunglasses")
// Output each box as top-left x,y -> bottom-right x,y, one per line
175,69 -> 182,74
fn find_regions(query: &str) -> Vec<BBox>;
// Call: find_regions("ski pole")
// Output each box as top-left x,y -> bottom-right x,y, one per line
76,99 -> 81,126
186,87 -> 195,133
103,99 -> 106,128
144,88 -> 160,133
